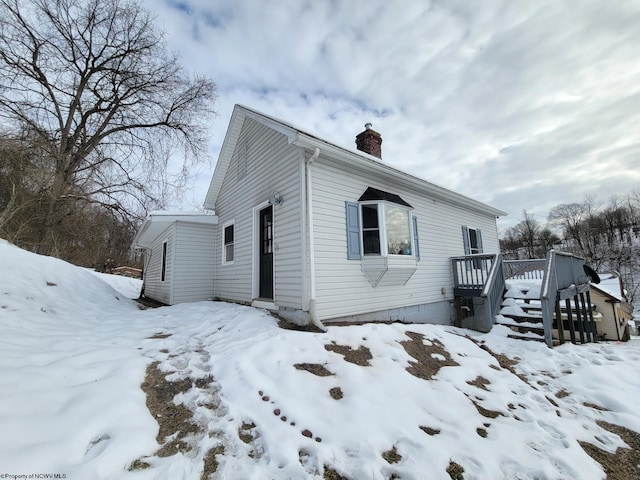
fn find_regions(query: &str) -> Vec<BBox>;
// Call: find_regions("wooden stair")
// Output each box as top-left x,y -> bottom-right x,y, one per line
495,284 -> 601,344
495,285 -> 546,342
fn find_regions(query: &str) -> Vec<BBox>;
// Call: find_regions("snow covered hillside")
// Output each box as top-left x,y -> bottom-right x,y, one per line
1,238 -> 639,480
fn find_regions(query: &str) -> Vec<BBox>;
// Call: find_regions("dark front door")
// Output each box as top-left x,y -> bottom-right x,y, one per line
259,205 -> 273,299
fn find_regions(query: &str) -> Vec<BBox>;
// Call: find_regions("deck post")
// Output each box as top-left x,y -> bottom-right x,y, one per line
579,293 -> 592,343
565,298 -> 576,344
585,290 -> 598,341
575,295 -> 586,343
555,298 -> 565,345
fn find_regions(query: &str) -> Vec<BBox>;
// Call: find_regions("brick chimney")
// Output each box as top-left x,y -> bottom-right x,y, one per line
355,123 -> 382,158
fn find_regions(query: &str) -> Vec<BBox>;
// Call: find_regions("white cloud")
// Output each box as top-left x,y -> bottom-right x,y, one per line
144,0 -> 640,230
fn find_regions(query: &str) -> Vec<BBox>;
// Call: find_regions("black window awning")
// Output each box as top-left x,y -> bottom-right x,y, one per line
358,187 -> 413,208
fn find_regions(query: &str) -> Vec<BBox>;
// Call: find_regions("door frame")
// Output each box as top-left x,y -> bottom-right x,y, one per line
252,201 -> 275,305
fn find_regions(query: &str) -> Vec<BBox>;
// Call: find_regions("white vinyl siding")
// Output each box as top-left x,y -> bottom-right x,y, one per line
142,222 -> 215,305
213,117 -> 305,308
171,222 -> 216,304
143,225 -> 174,304
310,157 -> 500,321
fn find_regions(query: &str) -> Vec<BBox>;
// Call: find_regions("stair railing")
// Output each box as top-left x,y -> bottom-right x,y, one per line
481,253 -> 506,329
540,250 -> 590,347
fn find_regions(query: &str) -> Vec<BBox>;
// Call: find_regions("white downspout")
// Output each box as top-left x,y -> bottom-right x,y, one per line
306,147 -> 326,331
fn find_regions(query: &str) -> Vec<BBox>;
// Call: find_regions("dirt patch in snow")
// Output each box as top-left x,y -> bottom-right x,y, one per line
323,466 -> 349,480
400,331 -> 458,380
382,446 -> 402,464
294,363 -> 334,376
140,362 -> 202,457
580,420 -> 640,480
583,402 -> 611,412
238,422 -> 256,444
277,318 -> 324,332
420,426 -> 441,436
447,460 -> 465,479
147,332 -> 172,339
467,376 -> 491,391
201,445 -> 225,479
474,342 -> 528,383
470,398 -> 504,419
324,342 -> 372,366
329,387 -> 343,400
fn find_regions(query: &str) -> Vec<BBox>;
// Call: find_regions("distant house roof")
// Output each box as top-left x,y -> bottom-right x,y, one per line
131,211 -> 218,250
203,104 -> 507,218
592,274 -> 625,302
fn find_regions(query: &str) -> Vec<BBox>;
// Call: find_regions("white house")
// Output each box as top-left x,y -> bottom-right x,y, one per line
132,105 -> 506,329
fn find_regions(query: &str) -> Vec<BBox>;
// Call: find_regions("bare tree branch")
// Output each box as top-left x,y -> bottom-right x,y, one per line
0,0 -> 217,254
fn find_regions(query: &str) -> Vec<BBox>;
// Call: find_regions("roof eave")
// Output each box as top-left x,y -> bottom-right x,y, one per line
131,212 -> 218,250
292,133 -> 507,218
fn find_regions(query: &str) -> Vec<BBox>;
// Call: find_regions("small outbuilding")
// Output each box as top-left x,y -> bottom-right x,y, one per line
132,211 -> 218,305
590,274 -> 634,341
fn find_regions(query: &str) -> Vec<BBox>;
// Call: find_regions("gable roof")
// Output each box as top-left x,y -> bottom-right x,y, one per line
203,104 -> 507,217
131,211 -> 218,249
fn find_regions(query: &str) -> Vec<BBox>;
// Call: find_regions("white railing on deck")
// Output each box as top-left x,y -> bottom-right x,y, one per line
503,259 -> 546,280
452,254 -> 505,331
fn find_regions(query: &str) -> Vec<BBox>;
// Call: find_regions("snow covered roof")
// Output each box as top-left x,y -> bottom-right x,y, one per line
131,211 -> 218,250
591,274 -> 625,302
203,104 -> 507,218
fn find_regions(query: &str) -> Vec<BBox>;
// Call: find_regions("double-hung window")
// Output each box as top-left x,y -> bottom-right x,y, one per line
360,202 -> 414,256
361,204 -> 381,255
222,222 -> 234,264
462,225 -> 484,269
462,226 -> 483,255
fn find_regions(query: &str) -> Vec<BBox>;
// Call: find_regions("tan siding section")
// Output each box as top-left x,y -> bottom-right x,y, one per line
311,157 -> 500,321
213,117 -> 304,308
143,224 -> 174,304
590,291 -> 623,341
172,222 -> 216,304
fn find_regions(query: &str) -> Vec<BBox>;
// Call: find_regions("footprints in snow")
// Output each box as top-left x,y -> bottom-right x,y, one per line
257,389 -> 322,443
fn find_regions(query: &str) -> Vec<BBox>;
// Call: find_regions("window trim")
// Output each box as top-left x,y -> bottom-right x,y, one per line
222,220 -> 235,265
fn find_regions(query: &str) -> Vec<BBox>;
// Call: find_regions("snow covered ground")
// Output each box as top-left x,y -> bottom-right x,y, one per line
1,238 -> 639,480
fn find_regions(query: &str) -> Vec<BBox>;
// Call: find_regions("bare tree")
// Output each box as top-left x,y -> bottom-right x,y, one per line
548,201 -> 593,260
513,210 -> 540,259
0,0 -> 217,254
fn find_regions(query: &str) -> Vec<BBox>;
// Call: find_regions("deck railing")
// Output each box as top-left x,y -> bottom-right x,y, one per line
451,254 -> 497,293
503,259 -> 546,280
452,253 -> 505,332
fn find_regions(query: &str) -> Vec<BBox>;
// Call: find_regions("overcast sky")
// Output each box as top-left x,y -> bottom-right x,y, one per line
144,0 -> 640,232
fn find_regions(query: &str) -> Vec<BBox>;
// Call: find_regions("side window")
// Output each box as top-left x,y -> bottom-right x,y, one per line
223,222 -> 234,264
161,240 -> 168,282
362,204 -> 381,255
462,226 -> 483,255
385,204 -> 412,255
